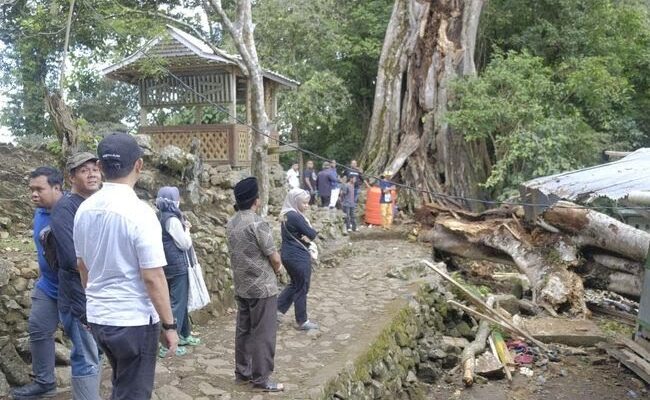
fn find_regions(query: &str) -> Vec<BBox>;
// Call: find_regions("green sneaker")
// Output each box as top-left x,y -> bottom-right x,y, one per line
179,335 -> 201,346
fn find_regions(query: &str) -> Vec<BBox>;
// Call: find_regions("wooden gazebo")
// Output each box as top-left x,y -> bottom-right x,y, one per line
102,25 -> 298,166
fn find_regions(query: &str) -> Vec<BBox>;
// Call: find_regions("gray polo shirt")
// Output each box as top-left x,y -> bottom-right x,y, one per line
226,210 -> 278,299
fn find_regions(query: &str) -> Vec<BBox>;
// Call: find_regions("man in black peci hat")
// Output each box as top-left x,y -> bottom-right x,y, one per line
226,177 -> 285,392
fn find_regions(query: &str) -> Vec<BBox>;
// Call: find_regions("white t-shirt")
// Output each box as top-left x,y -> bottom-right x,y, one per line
74,182 -> 167,326
286,169 -> 300,189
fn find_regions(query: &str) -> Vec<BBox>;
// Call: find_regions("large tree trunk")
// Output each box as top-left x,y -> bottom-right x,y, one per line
361,0 -> 491,210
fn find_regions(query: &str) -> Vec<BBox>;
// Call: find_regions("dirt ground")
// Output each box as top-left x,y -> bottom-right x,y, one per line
428,351 -> 648,399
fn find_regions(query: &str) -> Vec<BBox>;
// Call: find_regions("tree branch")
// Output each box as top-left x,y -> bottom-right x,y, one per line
59,0 -> 76,98
207,0 -> 253,71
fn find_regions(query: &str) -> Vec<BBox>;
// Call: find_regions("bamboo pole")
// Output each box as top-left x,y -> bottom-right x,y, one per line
423,259 -> 549,351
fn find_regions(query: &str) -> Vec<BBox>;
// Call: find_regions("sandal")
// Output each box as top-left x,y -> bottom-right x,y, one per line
158,345 -> 187,358
179,335 -> 201,346
252,381 -> 284,392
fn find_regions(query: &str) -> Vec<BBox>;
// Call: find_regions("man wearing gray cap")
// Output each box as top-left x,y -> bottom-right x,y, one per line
74,134 -> 178,399
50,152 -> 102,399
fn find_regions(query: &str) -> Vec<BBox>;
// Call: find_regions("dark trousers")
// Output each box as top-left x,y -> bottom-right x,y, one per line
167,272 -> 191,338
28,287 -> 58,386
89,322 -> 159,400
343,206 -> 357,230
320,195 -> 330,207
277,256 -> 311,324
235,295 -> 277,386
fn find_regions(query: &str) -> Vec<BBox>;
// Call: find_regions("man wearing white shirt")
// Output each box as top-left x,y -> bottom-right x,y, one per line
286,162 -> 300,190
74,133 -> 178,400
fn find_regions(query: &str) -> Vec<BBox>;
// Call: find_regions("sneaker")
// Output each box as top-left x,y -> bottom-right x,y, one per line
11,382 -> 56,399
298,320 -> 319,331
277,311 -> 285,323
179,335 -> 201,346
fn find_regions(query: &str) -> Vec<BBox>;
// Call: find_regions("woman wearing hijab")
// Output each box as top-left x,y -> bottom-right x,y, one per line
277,188 -> 319,331
156,186 -> 201,357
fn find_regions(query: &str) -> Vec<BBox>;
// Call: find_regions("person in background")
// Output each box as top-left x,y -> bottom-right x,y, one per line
286,162 -> 300,190
11,167 -> 64,400
379,171 -> 396,230
155,186 -> 201,358
50,153 -> 102,400
340,175 -> 357,232
277,189 -> 319,331
302,160 -> 317,205
316,161 -> 332,207
226,177 -> 284,392
344,160 -> 369,203
328,160 -> 340,209
75,133 -> 178,400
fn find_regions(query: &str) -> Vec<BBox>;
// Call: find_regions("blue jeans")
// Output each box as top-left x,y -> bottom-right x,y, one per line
60,310 -> 101,378
277,255 -> 311,324
28,287 -> 59,386
167,272 -> 191,338
90,322 -> 159,400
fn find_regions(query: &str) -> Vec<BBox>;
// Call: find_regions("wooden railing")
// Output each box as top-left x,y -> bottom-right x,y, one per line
140,124 -> 279,167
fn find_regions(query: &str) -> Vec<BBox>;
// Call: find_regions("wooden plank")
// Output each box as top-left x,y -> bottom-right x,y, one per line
587,304 -> 636,326
602,345 -> 650,384
614,334 -> 650,364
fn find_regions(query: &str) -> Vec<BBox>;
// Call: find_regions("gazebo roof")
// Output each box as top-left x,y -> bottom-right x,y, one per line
102,25 -> 299,89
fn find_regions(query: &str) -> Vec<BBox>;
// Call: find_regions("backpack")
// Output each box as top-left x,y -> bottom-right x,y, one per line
39,225 -> 59,272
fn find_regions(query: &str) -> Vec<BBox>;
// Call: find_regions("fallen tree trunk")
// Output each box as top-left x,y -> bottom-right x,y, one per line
582,261 -> 642,298
591,253 -> 643,276
435,217 -> 586,315
427,224 -> 516,266
544,201 -> 650,261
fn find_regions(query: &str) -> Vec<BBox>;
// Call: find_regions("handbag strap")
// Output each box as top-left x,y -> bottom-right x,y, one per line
282,218 -> 311,253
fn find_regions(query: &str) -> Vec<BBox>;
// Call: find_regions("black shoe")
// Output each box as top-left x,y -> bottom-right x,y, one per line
11,382 -> 56,399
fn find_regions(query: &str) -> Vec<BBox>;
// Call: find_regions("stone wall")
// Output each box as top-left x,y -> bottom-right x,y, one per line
319,280 -> 470,399
0,141 -> 346,392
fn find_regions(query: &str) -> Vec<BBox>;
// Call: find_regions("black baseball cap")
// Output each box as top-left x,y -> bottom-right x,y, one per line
97,133 -> 144,171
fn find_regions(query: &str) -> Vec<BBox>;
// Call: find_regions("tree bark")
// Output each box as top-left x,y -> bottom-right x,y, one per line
208,0 -> 271,216
435,216 -> 587,315
45,90 -> 78,165
543,201 -> 650,262
362,0 -> 491,210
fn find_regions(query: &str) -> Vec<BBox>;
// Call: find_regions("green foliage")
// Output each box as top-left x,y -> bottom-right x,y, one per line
448,51 -> 604,196
450,0 -> 650,196
252,0 -> 393,163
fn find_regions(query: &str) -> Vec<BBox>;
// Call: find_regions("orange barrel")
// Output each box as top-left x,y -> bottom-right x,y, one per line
364,186 -> 383,225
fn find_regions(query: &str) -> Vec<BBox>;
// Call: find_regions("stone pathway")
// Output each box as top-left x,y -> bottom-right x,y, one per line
54,235 -> 431,400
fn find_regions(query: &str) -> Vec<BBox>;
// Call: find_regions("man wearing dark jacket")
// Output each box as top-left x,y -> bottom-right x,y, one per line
50,152 -> 102,399
316,161 -> 332,207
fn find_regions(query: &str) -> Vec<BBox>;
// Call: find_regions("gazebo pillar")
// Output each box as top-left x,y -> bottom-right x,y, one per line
230,70 -> 237,123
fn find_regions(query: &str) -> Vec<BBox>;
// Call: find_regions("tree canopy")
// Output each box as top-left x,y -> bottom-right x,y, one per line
449,0 -> 650,196
0,0 -> 649,203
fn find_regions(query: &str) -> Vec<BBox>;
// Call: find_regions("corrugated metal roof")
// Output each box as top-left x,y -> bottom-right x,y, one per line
521,148 -> 650,203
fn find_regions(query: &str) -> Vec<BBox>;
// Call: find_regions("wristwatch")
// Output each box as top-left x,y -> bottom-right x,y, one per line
161,321 -> 177,331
